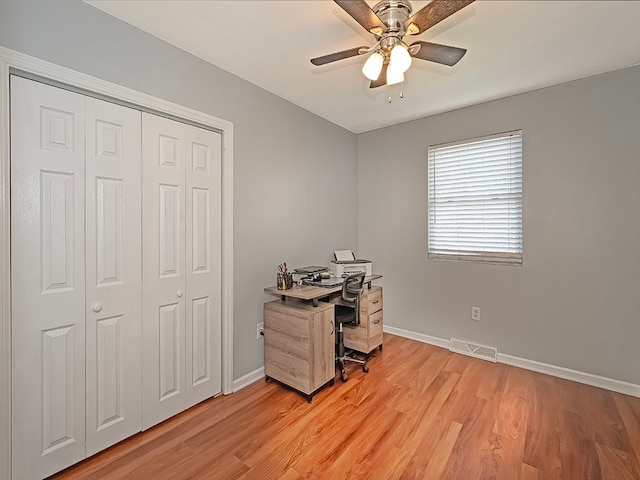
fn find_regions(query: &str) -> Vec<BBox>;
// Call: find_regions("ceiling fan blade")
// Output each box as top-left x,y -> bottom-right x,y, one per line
334,0 -> 386,36
404,0 -> 475,36
410,41 -> 467,66
370,64 -> 388,88
310,46 -> 367,66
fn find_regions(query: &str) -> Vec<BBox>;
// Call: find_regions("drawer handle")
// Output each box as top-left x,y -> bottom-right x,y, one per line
373,319 -> 381,324
372,300 -> 379,304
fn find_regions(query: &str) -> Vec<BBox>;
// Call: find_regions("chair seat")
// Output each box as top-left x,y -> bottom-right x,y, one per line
334,273 -> 367,382
335,304 -> 357,325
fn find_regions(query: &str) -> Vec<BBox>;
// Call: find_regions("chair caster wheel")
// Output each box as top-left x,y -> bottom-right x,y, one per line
340,371 -> 348,382
265,376 -> 272,383
362,365 -> 369,373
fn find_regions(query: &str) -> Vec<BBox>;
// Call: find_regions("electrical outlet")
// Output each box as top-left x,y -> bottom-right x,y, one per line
257,322 -> 264,339
471,306 -> 480,322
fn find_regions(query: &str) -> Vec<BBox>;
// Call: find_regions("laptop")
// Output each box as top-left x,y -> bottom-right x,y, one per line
293,265 -> 328,274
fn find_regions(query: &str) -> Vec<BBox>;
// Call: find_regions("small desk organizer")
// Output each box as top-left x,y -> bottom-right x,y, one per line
276,271 -> 294,290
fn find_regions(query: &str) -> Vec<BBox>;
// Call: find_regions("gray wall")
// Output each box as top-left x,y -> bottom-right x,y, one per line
0,0 -> 358,379
358,65 -> 640,384
3,0 -> 638,387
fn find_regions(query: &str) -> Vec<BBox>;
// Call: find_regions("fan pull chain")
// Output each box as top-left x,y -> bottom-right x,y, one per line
387,83 -> 405,103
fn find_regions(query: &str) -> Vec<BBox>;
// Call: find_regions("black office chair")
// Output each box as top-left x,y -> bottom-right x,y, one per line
335,273 -> 368,382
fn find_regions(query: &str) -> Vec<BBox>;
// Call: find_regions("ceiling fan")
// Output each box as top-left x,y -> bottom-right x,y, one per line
311,0 -> 475,91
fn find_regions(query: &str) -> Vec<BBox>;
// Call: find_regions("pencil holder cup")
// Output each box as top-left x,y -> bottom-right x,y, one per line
277,272 -> 293,290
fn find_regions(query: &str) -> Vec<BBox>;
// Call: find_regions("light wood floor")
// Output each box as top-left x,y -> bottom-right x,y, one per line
51,333 -> 640,480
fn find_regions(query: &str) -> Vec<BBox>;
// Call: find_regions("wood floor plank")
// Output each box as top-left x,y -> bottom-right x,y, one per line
614,392 -> 640,467
388,370 -> 459,452
420,420 -> 463,480
596,443 -> 640,480
368,445 -> 414,479
320,406 -> 405,479
391,347 -> 451,414
440,396 -> 490,480
270,468 -> 304,480
291,378 -> 400,478
558,409 -> 603,480
494,368 -> 532,440
50,333 -> 640,480
521,462 -> 540,480
120,442 -> 195,478
523,373 -> 564,480
479,368 -> 532,479
237,384 -> 362,472
443,358 -> 497,420
581,385 -> 633,453
400,414 -> 452,480
476,361 -> 509,401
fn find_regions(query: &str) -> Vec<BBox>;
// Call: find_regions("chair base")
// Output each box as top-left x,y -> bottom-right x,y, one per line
336,353 -> 368,382
335,323 -> 369,382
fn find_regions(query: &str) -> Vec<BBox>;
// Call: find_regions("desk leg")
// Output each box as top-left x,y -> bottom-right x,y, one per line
312,298 -> 318,307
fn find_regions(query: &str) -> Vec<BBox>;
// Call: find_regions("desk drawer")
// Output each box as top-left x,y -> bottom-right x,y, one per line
366,287 -> 382,314
369,310 -> 383,347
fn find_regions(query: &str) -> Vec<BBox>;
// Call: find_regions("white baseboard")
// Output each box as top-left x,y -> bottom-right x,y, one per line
383,325 -> 450,349
384,325 -> 640,398
233,366 -> 265,392
497,353 -> 640,398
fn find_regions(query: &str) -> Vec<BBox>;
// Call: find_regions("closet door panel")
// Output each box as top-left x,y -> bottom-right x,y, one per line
85,97 -> 142,456
10,76 -> 86,479
158,302 -> 182,399
142,113 -> 187,429
185,126 -> 222,407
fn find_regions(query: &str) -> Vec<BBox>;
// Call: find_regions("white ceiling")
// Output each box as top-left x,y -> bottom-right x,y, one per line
87,0 -> 640,134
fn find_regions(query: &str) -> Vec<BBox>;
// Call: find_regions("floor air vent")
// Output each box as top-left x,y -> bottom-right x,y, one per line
449,338 -> 497,363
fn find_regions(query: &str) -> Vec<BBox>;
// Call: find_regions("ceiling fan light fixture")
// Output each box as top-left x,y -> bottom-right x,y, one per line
390,43 -> 412,73
311,0 -> 476,97
362,51 -> 384,81
387,64 -> 404,85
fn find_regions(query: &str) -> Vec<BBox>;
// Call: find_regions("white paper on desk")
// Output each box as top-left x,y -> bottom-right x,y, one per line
334,249 -> 355,262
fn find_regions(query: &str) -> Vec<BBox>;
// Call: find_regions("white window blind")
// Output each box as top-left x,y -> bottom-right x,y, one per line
427,130 -> 523,265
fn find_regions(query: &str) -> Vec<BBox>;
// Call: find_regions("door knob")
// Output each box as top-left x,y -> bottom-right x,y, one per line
176,290 -> 183,298
91,302 -> 103,313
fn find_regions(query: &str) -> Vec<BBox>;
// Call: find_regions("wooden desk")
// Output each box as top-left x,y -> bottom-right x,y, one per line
264,274 -> 382,307
263,274 -> 384,401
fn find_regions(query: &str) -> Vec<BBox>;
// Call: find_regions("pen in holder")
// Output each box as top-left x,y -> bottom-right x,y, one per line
276,263 -> 293,290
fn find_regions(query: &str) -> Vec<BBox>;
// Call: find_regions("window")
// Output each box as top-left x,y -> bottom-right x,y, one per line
427,130 -> 522,265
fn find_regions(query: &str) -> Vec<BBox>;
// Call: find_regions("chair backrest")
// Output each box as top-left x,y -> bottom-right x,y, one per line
340,273 -> 365,325
341,273 -> 365,303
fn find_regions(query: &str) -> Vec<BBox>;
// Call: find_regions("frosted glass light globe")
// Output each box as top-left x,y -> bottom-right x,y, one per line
362,52 -> 384,81
390,44 -> 412,73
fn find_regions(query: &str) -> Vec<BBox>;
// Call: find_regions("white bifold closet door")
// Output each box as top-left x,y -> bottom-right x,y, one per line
11,77 -> 87,480
84,96 -> 142,457
142,113 -> 222,430
10,76 -> 142,479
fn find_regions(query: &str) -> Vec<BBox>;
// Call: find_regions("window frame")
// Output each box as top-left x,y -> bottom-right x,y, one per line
427,130 -> 523,266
